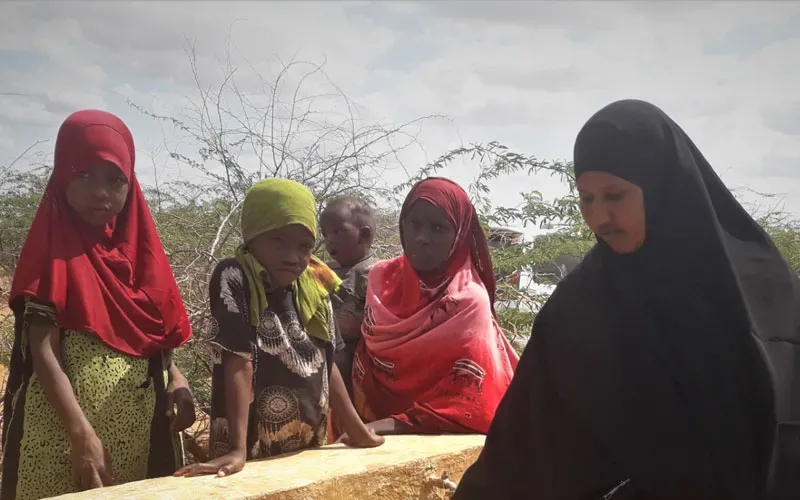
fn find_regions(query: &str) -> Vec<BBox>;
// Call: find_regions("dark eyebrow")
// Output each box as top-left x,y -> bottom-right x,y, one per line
431,215 -> 453,228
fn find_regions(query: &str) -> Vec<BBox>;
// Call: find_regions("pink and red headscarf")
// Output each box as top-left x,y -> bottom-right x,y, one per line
353,178 -> 517,434
379,177 -> 497,318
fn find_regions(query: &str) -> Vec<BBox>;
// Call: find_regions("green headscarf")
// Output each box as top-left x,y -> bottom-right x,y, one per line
236,178 -> 341,342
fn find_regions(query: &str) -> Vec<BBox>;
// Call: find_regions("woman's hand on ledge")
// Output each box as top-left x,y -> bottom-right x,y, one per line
329,362 -> 386,449
335,426 -> 385,448
336,416 -> 413,446
173,450 -> 246,478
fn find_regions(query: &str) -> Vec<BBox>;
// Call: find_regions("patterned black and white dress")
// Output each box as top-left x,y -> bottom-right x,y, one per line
207,258 -> 342,460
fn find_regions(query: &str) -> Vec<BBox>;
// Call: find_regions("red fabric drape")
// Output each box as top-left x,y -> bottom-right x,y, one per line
353,178 -> 517,434
10,109 -> 191,357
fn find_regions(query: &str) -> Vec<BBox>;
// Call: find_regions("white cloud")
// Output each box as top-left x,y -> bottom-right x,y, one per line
1,0 -> 799,232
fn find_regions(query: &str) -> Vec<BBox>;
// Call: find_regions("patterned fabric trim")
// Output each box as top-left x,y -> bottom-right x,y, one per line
22,300 -> 58,325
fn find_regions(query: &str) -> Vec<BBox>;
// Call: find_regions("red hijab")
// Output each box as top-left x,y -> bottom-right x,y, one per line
380,177 -> 496,318
349,177 -> 517,435
9,110 -> 191,358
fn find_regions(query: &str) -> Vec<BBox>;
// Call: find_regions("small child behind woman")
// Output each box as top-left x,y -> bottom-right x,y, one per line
319,196 -> 378,397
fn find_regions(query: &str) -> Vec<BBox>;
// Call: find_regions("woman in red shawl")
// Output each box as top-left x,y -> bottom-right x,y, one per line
1,110 -> 195,500
343,177 -> 518,438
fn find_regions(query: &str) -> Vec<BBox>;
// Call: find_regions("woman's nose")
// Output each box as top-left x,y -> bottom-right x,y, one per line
590,204 -> 612,229
414,230 -> 431,245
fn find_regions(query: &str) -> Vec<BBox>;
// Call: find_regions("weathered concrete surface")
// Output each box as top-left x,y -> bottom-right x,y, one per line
52,434 -> 485,500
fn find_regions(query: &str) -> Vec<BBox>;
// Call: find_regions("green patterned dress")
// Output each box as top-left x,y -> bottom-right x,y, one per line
1,301 -> 185,500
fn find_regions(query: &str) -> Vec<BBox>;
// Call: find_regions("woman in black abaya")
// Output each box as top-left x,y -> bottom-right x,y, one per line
453,99 -> 800,500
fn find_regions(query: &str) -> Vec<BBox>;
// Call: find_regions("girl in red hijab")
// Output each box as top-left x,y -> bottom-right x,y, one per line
2,110 -> 195,500
342,177 -> 518,439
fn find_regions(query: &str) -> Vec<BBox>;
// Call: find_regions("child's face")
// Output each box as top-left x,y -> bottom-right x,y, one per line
65,162 -> 130,226
401,200 -> 456,274
320,208 -> 368,267
247,224 -> 315,288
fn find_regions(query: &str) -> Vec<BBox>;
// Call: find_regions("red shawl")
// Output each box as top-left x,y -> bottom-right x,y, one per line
352,178 -> 518,434
9,109 -> 191,358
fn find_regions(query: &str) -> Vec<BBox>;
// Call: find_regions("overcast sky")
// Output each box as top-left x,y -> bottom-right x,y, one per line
1,1 -> 799,235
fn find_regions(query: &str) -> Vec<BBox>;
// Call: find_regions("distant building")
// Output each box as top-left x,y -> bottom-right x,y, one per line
487,227 -> 524,288
530,253 -> 582,285
486,227 -> 524,250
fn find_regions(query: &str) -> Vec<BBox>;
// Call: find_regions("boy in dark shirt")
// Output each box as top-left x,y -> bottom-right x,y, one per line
319,196 -> 377,397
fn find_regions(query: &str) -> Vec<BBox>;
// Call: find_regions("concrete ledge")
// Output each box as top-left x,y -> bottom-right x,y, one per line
53,434 -> 485,500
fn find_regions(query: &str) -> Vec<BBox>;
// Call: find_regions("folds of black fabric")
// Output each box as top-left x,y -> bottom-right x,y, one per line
454,100 -> 800,500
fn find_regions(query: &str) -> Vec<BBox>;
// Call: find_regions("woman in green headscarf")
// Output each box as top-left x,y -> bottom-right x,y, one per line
176,179 -> 384,478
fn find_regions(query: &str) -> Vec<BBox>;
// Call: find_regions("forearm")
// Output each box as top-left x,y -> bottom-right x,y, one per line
223,353 -> 253,456
36,359 -> 94,439
167,358 -> 185,384
329,363 -> 370,437
29,323 -> 94,440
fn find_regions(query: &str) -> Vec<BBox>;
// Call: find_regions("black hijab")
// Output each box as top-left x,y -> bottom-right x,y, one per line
454,100 -> 800,500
